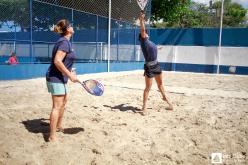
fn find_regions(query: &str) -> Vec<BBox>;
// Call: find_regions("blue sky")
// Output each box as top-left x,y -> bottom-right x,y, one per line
193,0 -> 248,9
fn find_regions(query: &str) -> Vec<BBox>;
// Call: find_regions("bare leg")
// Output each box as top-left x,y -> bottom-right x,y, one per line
141,76 -> 153,115
155,73 -> 173,110
49,95 -> 66,142
56,94 -> 67,132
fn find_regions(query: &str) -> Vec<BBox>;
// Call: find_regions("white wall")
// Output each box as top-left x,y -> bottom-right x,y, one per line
157,45 -> 248,67
1,41 -> 248,67
219,47 -> 248,66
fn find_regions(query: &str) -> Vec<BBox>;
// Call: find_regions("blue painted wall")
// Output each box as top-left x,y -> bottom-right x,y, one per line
110,62 -> 144,71
150,28 -> 248,46
0,62 -> 144,80
0,56 -> 39,63
0,64 -> 49,80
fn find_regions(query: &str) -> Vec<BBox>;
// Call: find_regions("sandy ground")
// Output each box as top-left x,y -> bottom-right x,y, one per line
0,70 -> 248,165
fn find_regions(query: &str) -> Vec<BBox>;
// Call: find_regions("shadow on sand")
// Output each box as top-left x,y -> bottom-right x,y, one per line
22,118 -> 84,142
103,104 -> 141,113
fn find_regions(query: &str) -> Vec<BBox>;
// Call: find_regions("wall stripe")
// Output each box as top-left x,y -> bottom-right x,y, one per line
159,62 -> 248,75
0,62 -> 144,80
157,46 -> 248,67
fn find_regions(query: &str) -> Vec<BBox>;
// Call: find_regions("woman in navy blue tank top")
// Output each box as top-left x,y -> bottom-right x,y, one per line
46,19 -> 79,142
139,12 -> 173,115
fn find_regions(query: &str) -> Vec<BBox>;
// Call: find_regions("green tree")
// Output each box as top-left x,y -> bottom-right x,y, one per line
151,0 -> 191,27
182,2 -> 212,27
0,0 -> 29,31
224,3 -> 247,27
152,0 -> 247,28
212,0 -> 247,27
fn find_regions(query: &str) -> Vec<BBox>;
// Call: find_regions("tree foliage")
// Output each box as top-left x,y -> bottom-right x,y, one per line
0,0 -> 29,31
152,0 -> 191,27
152,0 -> 248,28
213,0 -> 247,27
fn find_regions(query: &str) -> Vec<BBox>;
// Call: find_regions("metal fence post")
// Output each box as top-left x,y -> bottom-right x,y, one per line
107,0 -> 111,72
29,0 -> 33,63
217,0 -> 224,74
96,15 -> 99,61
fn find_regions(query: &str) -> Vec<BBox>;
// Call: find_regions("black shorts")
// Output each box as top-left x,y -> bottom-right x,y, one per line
144,63 -> 162,78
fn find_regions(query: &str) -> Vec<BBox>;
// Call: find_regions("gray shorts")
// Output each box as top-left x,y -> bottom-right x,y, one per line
144,63 -> 162,78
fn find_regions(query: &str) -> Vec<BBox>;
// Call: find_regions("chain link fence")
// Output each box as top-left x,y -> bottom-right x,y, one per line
0,0 -> 151,64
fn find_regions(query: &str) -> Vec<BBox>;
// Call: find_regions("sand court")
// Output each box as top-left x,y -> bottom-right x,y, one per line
0,71 -> 248,165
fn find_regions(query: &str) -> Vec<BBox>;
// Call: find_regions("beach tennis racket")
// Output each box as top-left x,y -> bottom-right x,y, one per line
79,79 -> 104,96
137,0 -> 149,12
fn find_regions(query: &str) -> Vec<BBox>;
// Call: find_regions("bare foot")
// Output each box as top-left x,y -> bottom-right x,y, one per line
139,110 -> 148,116
56,127 -> 64,133
139,107 -> 148,116
166,104 -> 173,110
48,136 -> 56,142
163,97 -> 173,110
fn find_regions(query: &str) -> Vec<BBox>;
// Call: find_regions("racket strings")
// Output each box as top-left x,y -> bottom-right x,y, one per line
82,80 -> 104,96
137,0 -> 149,10
85,81 -> 97,89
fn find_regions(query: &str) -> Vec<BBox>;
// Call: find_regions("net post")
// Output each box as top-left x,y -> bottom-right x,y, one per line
96,15 -> 99,61
134,28 -> 137,61
107,0 -> 111,72
217,0 -> 224,74
29,0 -> 33,63
71,8 -> 74,48
172,46 -> 177,71
100,42 -> 103,61
117,25 -> 119,61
